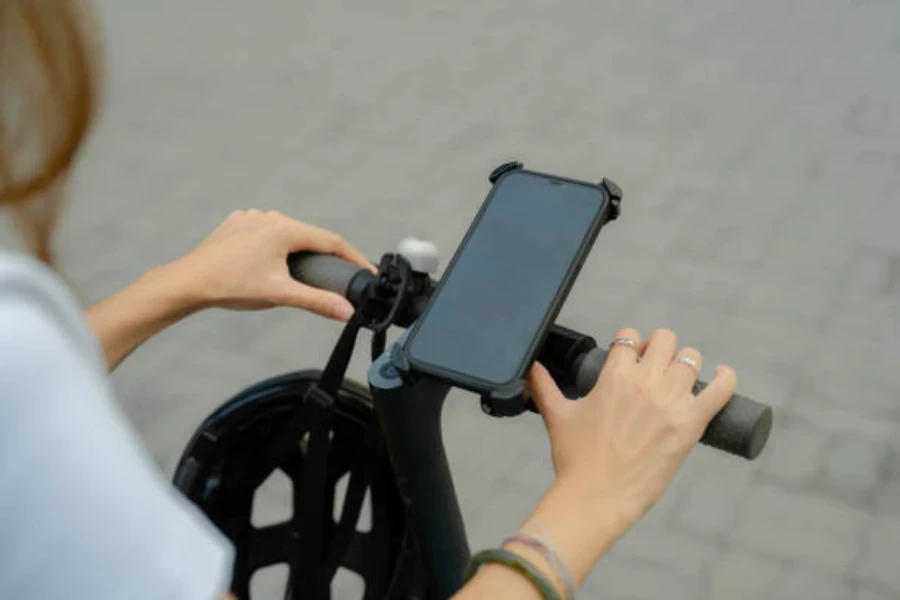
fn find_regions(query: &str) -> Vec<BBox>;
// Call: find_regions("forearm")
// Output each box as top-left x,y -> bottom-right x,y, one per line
454,481 -> 630,598
86,261 -> 202,370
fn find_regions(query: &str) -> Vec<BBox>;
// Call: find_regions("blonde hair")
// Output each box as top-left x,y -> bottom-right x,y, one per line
0,1 -> 99,264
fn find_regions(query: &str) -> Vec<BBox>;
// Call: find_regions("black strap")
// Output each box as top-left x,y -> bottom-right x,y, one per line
319,311 -> 368,395
317,424 -> 379,587
291,311 -> 369,598
371,329 -> 387,361
292,389 -> 334,598
277,256 -> 411,597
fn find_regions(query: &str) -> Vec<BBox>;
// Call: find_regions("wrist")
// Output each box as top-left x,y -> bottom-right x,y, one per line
86,260 -> 208,370
151,258 -> 213,314
127,261 -> 207,334
523,479 -> 634,585
550,472 -> 644,533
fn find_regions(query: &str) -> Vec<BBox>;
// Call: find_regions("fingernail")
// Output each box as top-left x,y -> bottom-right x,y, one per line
333,302 -> 354,321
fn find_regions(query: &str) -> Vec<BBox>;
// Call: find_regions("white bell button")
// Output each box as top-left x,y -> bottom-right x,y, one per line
395,238 -> 440,274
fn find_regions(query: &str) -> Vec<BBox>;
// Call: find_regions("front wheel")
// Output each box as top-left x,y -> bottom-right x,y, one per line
173,370 -> 423,599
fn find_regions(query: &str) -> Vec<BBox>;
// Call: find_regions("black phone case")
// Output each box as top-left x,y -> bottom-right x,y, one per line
394,161 -> 622,413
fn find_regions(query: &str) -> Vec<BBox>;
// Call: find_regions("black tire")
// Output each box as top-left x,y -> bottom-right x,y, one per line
173,370 -> 422,599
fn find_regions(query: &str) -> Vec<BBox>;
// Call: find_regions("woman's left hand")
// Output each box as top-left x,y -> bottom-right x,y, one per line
173,210 -> 374,320
88,211 -> 373,370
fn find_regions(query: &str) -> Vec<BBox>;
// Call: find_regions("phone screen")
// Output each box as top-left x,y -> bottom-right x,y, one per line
405,170 -> 608,388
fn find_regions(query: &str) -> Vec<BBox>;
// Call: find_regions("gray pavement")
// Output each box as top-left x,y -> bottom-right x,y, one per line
59,0 -> 900,597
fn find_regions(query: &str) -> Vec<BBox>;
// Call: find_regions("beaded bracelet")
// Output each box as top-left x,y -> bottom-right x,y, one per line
464,548 -> 562,600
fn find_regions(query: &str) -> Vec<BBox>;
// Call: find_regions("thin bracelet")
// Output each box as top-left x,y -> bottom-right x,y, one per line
518,521 -> 577,598
503,532 -> 576,600
464,548 -> 562,600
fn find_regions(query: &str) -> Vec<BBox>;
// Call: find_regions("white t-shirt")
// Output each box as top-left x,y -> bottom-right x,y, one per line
0,252 -> 233,599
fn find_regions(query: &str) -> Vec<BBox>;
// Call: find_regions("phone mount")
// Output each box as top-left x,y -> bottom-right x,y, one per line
479,381 -> 530,417
387,344 -> 530,417
489,160 -> 623,221
389,322 -> 599,417
388,161 -> 623,417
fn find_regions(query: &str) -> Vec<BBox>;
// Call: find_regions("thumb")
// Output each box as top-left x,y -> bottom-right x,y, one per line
278,280 -> 356,321
528,362 -> 570,429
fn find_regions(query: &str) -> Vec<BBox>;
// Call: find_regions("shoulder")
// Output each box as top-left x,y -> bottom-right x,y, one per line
0,252 -> 105,371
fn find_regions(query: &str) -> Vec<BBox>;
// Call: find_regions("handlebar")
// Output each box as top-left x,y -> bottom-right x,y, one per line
572,347 -> 771,459
288,253 -> 376,306
287,252 -> 773,460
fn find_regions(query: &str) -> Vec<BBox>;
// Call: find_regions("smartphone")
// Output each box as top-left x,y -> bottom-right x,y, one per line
401,167 -> 614,396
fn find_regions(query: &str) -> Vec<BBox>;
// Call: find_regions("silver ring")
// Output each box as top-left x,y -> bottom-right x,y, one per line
673,354 -> 701,375
610,337 -> 639,351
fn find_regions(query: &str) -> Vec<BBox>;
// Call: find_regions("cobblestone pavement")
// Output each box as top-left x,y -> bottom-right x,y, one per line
56,0 -> 900,597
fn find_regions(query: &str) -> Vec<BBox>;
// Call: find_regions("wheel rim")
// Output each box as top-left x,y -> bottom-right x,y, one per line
174,371 -> 413,599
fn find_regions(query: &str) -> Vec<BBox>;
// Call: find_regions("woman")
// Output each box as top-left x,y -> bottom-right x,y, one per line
0,2 -> 737,599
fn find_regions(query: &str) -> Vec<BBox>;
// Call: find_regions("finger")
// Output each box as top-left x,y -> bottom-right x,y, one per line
527,362 -> 570,426
641,328 -> 678,374
276,282 -> 356,321
665,347 -> 702,394
281,218 -> 376,272
327,235 -> 377,273
694,364 -> 738,421
606,327 -> 642,370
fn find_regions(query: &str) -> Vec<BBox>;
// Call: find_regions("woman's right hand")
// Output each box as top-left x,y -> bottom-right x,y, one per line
456,327 -> 739,599
530,326 -> 738,529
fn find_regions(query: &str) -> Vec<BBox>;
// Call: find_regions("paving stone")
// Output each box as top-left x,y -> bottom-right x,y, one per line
733,520 -> 858,572
758,415 -> 831,488
612,526 -> 720,577
769,565 -> 853,600
854,585 -> 897,600
873,451 -> 900,517
808,332 -> 900,394
731,484 -> 868,570
733,274 -> 834,327
716,315 -> 817,366
821,435 -> 890,505
584,554 -> 701,600
643,257 -> 741,314
678,475 -> 747,540
856,513 -> 900,594
756,232 -> 854,288
796,369 -> 900,422
705,548 -> 782,600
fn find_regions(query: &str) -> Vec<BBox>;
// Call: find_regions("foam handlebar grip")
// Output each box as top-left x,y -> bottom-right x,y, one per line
573,349 -> 772,460
287,252 -> 360,296
693,382 -> 773,460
